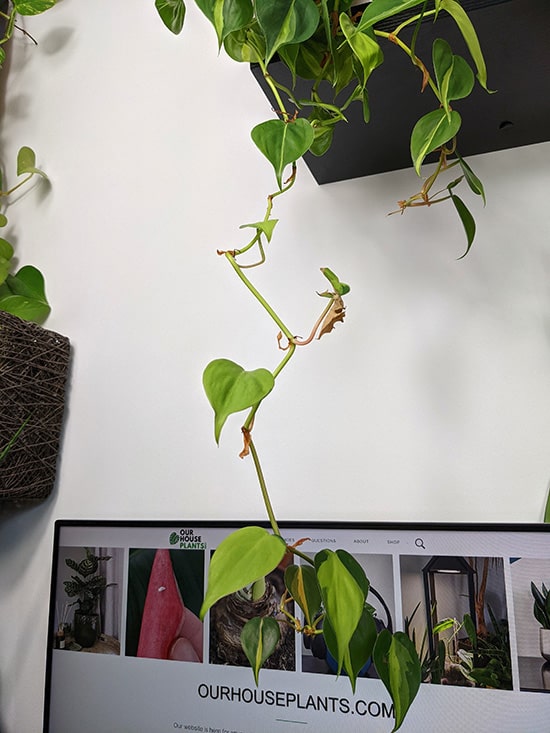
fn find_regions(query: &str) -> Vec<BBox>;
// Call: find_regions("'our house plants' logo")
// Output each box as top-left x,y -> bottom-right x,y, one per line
169,529 -> 206,550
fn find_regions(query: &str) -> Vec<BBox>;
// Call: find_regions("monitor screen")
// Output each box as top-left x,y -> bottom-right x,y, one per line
44,520 -> 550,732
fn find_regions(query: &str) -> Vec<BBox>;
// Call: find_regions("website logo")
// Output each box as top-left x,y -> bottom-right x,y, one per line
168,529 -> 207,550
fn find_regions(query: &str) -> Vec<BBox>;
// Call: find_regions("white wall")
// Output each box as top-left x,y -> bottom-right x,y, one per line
0,1 -> 549,730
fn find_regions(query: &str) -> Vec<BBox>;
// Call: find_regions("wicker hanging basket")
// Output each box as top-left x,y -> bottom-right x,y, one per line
0,311 -> 71,502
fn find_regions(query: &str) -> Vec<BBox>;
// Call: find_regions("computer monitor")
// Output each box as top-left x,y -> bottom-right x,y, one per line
44,520 -> 550,732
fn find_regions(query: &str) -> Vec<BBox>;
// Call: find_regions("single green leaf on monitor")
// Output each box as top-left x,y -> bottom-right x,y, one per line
241,616 -> 281,684
16,147 -> 47,179
372,630 -> 422,732
285,564 -> 322,627
410,108 -> 461,175
314,549 -> 368,674
203,358 -> 274,443
251,118 -> 314,189
432,617 -> 455,634
239,218 -> 279,242
155,0 -> 186,34
256,0 -> 320,65
344,607 -> 378,691
199,527 -> 287,619
339,13 -> 383,91
462,613 -> 477,647
13,0 -> 55,15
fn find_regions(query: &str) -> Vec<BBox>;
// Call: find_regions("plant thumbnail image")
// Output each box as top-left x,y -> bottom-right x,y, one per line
509,557 -> 550,692
209,561 -> 295,672
126,548 -> 204,662
401,555 -> 511,690
55,546 -> 123,653
302,553 -> 395,678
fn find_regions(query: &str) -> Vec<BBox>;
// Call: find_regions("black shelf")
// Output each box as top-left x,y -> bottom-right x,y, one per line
251,0 -> 550,184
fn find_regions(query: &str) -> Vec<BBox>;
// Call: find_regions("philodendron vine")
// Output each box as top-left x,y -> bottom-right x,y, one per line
157,0 -> 488,255
0,146 -> 50,323
0,0 -> 57,322
156,0 -> 492,728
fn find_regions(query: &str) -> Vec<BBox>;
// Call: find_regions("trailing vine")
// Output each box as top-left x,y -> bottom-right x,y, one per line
155,0 -> 492,728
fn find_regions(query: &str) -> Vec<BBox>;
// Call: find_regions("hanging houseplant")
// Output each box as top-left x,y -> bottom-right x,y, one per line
151,0 -> 501,729
0,0 -> 70,503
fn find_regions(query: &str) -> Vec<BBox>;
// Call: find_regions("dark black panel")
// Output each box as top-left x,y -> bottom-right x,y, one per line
251,0 -> 550,183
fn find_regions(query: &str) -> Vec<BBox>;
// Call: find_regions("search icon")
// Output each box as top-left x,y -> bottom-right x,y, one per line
415,538 -> 426,550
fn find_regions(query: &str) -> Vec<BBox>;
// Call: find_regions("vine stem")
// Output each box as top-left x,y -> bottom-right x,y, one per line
248,435 -> 281,537
243,342 -> 296,432
374,29 -> 441,102
258,58 -> 291,121
0,173 -> 34,197
224,252 -> 294,342
248,434 -> 314,566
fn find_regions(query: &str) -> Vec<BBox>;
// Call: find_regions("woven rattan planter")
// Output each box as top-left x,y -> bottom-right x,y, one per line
0,312 -> 70,502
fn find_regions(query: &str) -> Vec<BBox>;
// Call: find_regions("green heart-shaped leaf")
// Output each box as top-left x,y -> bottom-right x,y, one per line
251,118 -> 314,189
239,218 -> 279,242
456,151 -> 485,204
203,358 -> 274,443
410,108 -> 461,175
285,564 -> 322,627
345,607 -> 378,691
340,13 -> 383,90
436,0 -> 491,91
13,0 -> 55,16
373,630 -> 422,732
200,526 -> 286,619
224,26 -> 265,63
357,0 -> 426,31
314,549 -> 367,674
433,39 -> 474,117
196,0 -> 253,48
155,0 -> 186,34
241,616 -> 281,684
256,0 -> 319,64
0,266 -> 50,323
16,146 -> 47,179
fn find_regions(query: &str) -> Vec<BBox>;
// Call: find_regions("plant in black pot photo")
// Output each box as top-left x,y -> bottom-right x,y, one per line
63,548 -> 116,648
531,581 -> 550,662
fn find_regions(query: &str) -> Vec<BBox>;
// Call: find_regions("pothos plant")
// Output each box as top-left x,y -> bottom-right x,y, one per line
0,0 -> 56,322
0,0 -> 56,463
0,146 -> 50,323
156,0 -> 491,728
